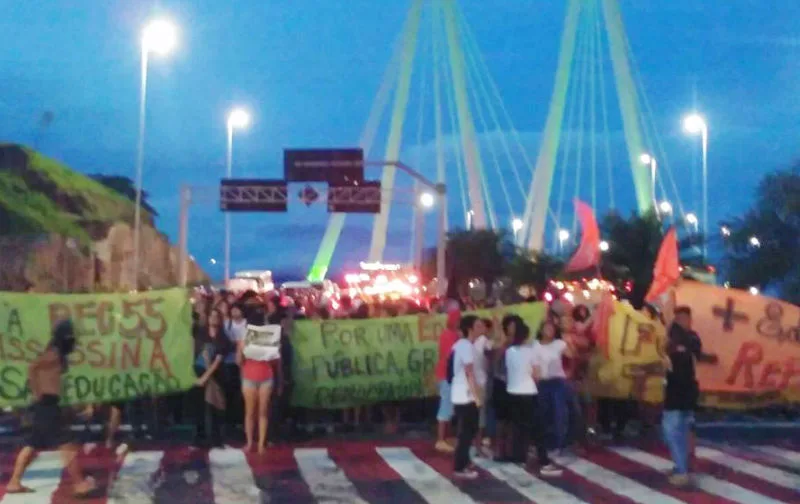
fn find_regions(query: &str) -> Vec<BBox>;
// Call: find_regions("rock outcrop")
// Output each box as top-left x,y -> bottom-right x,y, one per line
0,144 -> 207,292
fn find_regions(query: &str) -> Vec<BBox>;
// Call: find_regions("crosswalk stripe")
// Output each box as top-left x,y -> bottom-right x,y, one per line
209,448 -> 262,504
562,456 -> 684,504
375,447 -> 477,503
0,451 -> 63,504
294,447 -> 369,504
755,446 -> 800,467
472,458 -> 587,504
696,446 -> 800,492
107,450 -> 163,504
610,446 -> 785,504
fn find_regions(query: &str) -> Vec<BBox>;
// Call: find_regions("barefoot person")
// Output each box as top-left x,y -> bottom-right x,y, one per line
6,320 -> 96,497
239,302 -> 282,455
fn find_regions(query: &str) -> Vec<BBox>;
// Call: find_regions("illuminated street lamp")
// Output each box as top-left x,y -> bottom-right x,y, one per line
749,236 -> 761,248
133,18 -> 179,290
224,106 -> 251,284
419,192 -> 435,208
685,212 -> 699,232
749,286 -> 759,296
558,228 -> 570,253
683,113 -> 709,258
512,217 -> 523,241
599,240 -> 610,252
659,201 -> 673,215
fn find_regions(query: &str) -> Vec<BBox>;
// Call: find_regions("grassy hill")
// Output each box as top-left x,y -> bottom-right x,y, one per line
0,144 -> 151,243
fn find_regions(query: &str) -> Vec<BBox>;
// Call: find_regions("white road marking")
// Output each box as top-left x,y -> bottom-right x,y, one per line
376,447 -> 477,503
294,448 -> 368,504
610,446 -> 784,504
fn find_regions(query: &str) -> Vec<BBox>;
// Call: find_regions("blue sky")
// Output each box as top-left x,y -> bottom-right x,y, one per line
1,1 -> 799,280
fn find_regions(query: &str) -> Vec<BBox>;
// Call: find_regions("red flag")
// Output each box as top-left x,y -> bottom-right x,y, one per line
645,227 -> 681,303
592,291 -> 615,358
565,200 -> 601,272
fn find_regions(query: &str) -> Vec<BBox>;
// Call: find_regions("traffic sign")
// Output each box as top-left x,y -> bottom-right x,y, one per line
220,179 -> 288,212
299,185 -> 320,206
284,148 -> 364,185
327,181 -> 381,213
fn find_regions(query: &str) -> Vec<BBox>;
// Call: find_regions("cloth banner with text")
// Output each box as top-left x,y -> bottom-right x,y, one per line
290,303 -> 546,409
588,282 -> 800,408
0,288 -> 195,408
676,281 -> 800,409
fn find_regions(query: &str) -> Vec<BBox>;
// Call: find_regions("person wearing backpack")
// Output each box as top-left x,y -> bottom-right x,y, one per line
450,315 -> 485,479
434,308 -> 461,453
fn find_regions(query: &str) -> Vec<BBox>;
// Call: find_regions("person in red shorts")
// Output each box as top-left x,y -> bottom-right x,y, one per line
239,297 -> 283,455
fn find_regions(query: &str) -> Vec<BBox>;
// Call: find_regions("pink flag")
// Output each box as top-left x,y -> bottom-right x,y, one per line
565,200 -> 601,272
645,227 -> 681,303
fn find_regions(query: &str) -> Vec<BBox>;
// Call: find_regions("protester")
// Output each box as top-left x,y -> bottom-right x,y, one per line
239,307 -> 282,454
450,315 -> 484,479
193,308 -> 228,448
434,308 -> 461,453
489,314 -> 517,460
473,318 -> 492,453
6,321 -> 96,497
223,303 -> 248,431
565,304 -> 595,448
505,320 -> 561,476
662,304 -> 718,486
534,318 -> 575,454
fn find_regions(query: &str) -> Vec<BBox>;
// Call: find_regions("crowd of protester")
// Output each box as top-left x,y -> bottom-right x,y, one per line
1,281 -> 726,490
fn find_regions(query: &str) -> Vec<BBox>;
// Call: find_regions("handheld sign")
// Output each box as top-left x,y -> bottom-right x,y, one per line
243,324 -> 281,361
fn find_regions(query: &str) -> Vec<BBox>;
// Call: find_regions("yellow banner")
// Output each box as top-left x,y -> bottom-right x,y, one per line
587,300 -> 668,403
589,281 -> 800,409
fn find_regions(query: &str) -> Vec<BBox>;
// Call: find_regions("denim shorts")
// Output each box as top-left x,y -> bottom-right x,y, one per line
437,380 -> 454,421
242,378 -> 273,389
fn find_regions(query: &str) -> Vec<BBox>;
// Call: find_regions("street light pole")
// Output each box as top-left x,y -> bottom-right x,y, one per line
650,157 -> 657,209
683,113 -> 709,260
224,125 -> 233,285
132,47 -> 148,291
700,126 -> 708,259
132,19 -> 177,291
639,153 -> 657,212
436,184 -> 447,297
413,183 -> 425,271
223,108 -> 251,285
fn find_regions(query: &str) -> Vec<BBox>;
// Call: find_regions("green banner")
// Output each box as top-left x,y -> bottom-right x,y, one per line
290,303 -> 546,409
0,288 -> 194,407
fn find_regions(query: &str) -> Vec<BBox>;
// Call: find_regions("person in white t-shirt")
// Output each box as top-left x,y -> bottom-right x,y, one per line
450,315 -> 484,480
532,318 -> 575,453
472,318 -> 491,454
505,321 -> 561,476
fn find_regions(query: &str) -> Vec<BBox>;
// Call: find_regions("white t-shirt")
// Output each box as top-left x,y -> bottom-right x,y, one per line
532,339 -> 567,379
505,344 -> 539,395
226,319 -> 248,343
473,335 -> 491,388
224,319 -> 248,363
451,338 -> 476,405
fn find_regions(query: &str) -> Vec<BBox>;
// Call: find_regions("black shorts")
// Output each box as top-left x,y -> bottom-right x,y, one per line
492,378 -> 511,422
27,396 -> 71,450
